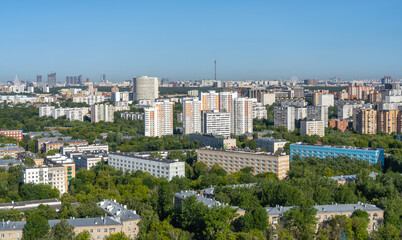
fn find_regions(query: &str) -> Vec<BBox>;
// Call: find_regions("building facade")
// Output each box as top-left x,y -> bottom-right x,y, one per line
0,129 -> 23,141
133,76 -> 159,101
233,98 -> 253,135
274,106 -> 295,131
300,120 -> 325,137
197,148 -> 289,179
91,104 -> 115,123
255,137 -> 288,153
354,109 -> 377,134
189,134 -> 236,149
202,111 -> 231,138
182,98 -> 202,135
108,152 -> 185,181
289,143 -> 384,165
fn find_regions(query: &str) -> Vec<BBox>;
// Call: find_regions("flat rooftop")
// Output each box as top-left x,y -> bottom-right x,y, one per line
46,139 -> 88,144
291,143 -> 381,152
109,152 -> 180,163
198,147 -> 288,157
256,137 -> 288,143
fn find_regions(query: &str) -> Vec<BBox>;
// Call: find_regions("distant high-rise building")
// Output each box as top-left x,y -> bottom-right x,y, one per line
202,110 -> 231,138
301,120 -> 325,137
377,110 -> 398,134
233,98 -> 253,135
36,75 -> 42,87
381,76 -> 393,85
133,76 -> 159,102
261,93 -> 276,106
182,98 -> 202,135
307,106 -> 329,126
304,79 -> 318,86
66,75 -> 82,86
354,109 -> 377,134
91,104 -> 115,123
144,100 -> 174,137
47,73 -> 56,87
318,94 -> 334,107
274,106 -> 295,131
295,107 -> 307,120
200,91 -> 220,111
144,107 -> 159,137
101,74 -> 106,82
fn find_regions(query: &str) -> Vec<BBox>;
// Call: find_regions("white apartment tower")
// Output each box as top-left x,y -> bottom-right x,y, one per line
23,165 -> 66,195
144,107 -> 159,137
274,106 -> 295,131
91,104 -> 115,123
182,98 -> 201,135
200,91 -> 220,111
233,98 -> 253,135
133,76 -> 159,102
145,99 -> 174,137
219,92 -> 238,112
202,110 -> 231,138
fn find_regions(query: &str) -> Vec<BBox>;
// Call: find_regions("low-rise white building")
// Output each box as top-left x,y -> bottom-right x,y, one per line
108,152 -> 185,181
23,164 -> 66,194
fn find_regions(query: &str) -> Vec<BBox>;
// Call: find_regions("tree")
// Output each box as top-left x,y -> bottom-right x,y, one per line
284,205 -> 318,240
106,232 -> 131,240
317,215 -> 353,240
20,183 -> 60,200
75,230 -> 91,240
23,214 -> 50,240
24,157 -> 35,166
351,210 -> 370,240
371,224 -> 400,240
51,219 -> 75,240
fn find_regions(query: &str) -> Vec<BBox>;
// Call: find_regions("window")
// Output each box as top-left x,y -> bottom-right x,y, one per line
97,229 -> 100,233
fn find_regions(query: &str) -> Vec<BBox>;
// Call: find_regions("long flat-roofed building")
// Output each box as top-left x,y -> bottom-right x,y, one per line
0,129 -> 23,141
290,143 -> 384,165
197,148 -> 289,179
108,152 -> 185,181
60,144 -> 109,155
43,139 -> 88,153
0,199 -> 63,211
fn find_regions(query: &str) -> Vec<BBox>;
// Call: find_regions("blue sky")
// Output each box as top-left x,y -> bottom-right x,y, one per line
1,0 -> 401,82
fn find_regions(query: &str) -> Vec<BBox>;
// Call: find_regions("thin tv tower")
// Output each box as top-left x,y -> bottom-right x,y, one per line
214,56 -> 217,80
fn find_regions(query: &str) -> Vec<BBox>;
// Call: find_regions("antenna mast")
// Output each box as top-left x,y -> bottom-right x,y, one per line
214,56 -> 217,80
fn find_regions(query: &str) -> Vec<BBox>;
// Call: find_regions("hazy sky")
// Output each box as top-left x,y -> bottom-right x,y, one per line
1,0 -> 401,82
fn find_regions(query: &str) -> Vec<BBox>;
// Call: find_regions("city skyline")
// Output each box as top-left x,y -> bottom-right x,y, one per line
1,1 -> 402,82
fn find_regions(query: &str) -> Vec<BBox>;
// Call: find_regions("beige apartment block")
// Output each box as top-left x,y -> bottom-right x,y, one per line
197,148 -> 289,179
